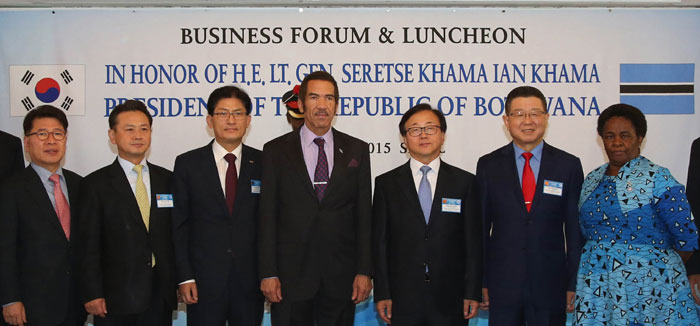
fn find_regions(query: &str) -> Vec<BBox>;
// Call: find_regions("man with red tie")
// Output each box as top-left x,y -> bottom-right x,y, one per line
172,86 -> 264,325
476,86 -> 584,326
0,106 -> 85,326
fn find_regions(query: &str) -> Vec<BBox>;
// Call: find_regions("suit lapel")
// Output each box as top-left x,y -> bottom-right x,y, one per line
285,130 -> 315,199
147,162 -> 167,221
502,144 -> 528,214
397,161 -> 426,226
108,159 -> 148,233
529,142 -> 551,214
24,167 -> 67,241
324,129 -> 351,202
200,142 -> 229,216
427,161 -> 449,229
232,145 -> 257,217
65,170 -> 80,241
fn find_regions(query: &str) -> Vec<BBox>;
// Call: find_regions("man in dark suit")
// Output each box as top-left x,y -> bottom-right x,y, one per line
259,71 -> 373,326
172,85 -> 263,325
476,86 -> 583,326
78,100 -> 176,326
0,130 -> 24,182
373,104 -> 482,325
685,137 -> 700,303
0,105 -> 86,326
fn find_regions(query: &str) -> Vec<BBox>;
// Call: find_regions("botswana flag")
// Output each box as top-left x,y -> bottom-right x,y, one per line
620,63 -> 694,114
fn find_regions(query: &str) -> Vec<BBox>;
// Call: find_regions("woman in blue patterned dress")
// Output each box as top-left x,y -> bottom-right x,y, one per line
574,104 -> 699,326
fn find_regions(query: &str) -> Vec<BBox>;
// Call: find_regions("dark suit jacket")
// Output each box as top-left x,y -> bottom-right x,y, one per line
476,142 -> 583,309
0,166 -> 84,325
258,128 -> 372,301
685,137 -> 700,274
77,159 -> 176,315
172,142 -> 262,300
372,160 -> 482,315
0,130 -> 24,181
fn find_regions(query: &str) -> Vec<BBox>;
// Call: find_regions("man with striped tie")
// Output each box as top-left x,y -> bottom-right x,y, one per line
78,100 -> 176,326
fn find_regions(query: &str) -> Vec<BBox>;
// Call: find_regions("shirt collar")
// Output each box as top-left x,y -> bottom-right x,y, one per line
513,141 -> 544,161
30,162 -> 64,181
300,124 -> 333,147
409,156 -> 441,175
212,139 -> 243,161
117,155 -> 148,175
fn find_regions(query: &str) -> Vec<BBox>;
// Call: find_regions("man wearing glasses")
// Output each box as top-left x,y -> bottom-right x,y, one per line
0,105 -> 86,326
372,103 -> 482,325
476,86 -> 583,326
172,85 -> 264,325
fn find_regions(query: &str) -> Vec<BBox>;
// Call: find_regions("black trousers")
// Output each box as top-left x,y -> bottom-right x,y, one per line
390,282 -> 467,326
94,269 -> 171,326
271,282 -> 355,326
186,266 -> 264,326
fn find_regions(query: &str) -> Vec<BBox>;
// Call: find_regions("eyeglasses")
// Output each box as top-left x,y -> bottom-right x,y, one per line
405,125 -> 441,137
508,110 -> 547,120
27,130 -> 66,141
212,111 -> 247,120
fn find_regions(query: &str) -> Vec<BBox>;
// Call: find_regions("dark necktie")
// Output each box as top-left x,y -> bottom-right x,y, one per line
313,137 -> 329,201
224,153 -> 237,215
522,152 -> 535,212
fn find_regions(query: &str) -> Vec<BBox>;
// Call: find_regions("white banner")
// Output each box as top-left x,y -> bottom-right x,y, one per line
1,7 -> 698,326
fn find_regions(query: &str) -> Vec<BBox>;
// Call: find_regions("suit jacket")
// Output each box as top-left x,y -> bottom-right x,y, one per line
685,137 -> 700,274
476,142 -> 583,309
372,160 -> 482,315
77,159 -> 176,315
258,128 -> 372,301
0,130 -> 24,182
172,142 -> 262,300
0,166 -> 84,325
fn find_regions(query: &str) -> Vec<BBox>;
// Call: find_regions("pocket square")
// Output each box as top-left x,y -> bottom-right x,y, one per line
348,158 -> 359,168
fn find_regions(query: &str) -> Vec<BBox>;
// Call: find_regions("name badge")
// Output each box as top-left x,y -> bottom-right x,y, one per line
156,194 -> 174,208
543,180 -> 563,196
251,180 -> 261,194
441,198 -> 461,213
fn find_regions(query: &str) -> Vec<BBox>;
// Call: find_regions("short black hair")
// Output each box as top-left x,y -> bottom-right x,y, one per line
505,86 -> 547,115
23,105 -> 68,135
399,103 -> 447,136
207,85 -> 252,116
299,71 -> 339,105
597,103 -> 647,138
108,100 -> 153,129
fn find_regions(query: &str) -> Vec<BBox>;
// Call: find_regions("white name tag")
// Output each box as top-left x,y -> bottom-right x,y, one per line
441,198 -> 461,213
543,180 -> 563,196
156,194 -> 174,208
251,180 -> 261,194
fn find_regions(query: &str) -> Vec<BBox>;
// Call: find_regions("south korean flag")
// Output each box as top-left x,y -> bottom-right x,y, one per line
9,65 -> 85,116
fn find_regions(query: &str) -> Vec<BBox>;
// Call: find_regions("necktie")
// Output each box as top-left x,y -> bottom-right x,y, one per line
313,138 -> 329,201
522,152 -> 535,212
224,153 -> 237,215
418,165 -> 432,224
133,164 -> 155,266
133,165 -> 150,229
49,174 -> 71,239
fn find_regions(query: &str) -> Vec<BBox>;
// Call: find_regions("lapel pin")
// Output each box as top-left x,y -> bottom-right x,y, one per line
339,148 -> 344,154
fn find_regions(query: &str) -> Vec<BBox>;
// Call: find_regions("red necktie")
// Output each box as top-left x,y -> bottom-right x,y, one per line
49,174 -> 71,239
224,153 -> 237,215
521,152 -> 535,212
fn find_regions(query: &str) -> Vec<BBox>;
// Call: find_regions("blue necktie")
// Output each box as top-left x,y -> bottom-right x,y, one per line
418,165 -> 432,224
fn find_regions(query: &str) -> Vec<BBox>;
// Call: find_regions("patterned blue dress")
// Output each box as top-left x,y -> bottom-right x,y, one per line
574,156 -> 699,326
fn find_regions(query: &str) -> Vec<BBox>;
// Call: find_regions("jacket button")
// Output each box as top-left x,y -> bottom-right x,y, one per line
147,262 -> 152,267
227,249 -> 233,253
